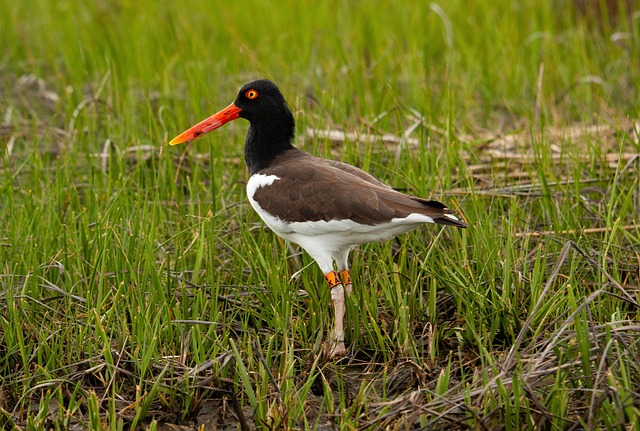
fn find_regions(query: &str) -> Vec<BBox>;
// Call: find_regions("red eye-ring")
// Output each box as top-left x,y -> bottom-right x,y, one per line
245,89 -> 258,100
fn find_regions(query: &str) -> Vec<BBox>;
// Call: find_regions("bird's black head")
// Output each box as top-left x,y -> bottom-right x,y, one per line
234,80 -> 296,174
169,79 -> 296,174
234,79 -> 292,125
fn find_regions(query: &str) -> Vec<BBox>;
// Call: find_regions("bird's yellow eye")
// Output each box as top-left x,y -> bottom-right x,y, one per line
245,89 -> 258,100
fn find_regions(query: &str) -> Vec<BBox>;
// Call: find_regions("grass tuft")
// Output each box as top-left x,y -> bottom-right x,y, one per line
1,0 -> 639,429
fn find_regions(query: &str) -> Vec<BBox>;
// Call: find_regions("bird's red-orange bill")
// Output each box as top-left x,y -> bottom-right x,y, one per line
169,103 -> 242,145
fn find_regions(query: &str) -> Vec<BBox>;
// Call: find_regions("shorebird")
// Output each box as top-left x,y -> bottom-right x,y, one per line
170,79 -> 466,356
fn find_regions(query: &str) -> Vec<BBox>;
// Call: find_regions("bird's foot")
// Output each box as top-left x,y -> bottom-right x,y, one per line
327,340 -> 347,357
326,329 -> 347,357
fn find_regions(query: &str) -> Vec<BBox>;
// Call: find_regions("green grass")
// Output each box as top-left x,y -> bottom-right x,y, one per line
1,0 -> 639,429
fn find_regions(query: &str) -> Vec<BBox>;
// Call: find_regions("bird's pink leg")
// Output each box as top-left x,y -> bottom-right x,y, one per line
324,271 -> 347,357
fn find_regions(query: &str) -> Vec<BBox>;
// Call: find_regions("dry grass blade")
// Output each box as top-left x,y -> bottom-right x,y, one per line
306,128 -> 419,147
515,224 -> 640,238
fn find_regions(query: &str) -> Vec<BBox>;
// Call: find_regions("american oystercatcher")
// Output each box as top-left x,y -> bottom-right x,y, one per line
170,79 -> 467,356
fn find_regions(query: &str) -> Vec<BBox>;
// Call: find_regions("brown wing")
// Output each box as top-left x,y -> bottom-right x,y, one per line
252,149 -> 466,227
322,159 -> 393,189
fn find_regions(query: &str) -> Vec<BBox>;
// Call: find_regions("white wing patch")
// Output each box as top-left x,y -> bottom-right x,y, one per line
442,213 -> 460,222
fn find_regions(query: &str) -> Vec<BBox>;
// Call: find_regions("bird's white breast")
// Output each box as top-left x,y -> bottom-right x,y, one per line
246,174 -> 292,237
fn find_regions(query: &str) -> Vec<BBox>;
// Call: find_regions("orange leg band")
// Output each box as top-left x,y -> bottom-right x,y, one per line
324,271 -> 341,289
339,269 -> 351,286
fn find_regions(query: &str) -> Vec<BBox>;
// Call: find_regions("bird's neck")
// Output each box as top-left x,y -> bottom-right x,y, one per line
244,118 -> 295,175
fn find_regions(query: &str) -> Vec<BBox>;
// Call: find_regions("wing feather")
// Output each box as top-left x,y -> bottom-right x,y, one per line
252,149 -> 466,228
